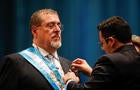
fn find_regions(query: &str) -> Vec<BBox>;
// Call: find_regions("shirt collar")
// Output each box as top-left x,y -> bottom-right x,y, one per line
32,43 -> 59,60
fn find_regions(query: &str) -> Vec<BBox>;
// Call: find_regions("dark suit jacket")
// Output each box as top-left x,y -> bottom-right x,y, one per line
67,45 -> 140,90
0,53 -> 71,90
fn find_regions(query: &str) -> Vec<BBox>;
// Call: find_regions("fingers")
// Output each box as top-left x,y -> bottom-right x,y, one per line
71,58 -> 85,67
70,58 -> 85,72
72,58 -> 84,64
63,72 -> 80,83
71,66 -> 79,73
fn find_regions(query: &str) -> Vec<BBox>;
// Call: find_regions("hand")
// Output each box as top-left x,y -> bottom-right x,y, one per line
71,58 -> 92,76
63,72 -> 79,84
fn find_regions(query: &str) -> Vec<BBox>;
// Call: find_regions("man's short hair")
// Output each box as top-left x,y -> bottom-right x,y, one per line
97,16 -> 132,43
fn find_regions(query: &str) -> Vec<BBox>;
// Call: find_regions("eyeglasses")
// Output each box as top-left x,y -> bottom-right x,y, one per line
98,40 -> 106,47
38,22 -> 64,31
46,22 -> 63,30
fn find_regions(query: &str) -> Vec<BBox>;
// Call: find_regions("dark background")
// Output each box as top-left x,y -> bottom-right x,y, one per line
0,0 -> 140,82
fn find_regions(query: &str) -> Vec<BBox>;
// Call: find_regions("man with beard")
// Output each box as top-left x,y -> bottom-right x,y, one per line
0,9 -> 71,90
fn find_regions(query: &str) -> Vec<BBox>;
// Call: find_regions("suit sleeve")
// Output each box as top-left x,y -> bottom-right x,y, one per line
0,55 -> 19,90
66,56 -> 119,90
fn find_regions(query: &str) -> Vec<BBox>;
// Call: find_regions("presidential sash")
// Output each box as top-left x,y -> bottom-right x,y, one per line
18,47 -> 66,90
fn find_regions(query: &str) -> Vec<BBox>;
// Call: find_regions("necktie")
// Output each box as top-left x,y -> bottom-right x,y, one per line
46,54 -> 64,76
46,54 -> 65,89
47,54 -> 55,64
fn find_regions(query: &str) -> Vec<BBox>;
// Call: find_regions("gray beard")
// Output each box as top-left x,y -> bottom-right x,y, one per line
51,41 -> 62,49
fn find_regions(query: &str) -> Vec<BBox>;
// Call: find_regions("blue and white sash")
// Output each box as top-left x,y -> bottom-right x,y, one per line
18,47 -> 66,90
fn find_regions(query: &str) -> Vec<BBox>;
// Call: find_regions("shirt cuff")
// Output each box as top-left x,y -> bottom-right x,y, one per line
66,78 -> 74,86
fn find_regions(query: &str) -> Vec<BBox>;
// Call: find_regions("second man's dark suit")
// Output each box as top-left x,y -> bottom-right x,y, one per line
0,53 -> 71,90
67,45 -> 140,90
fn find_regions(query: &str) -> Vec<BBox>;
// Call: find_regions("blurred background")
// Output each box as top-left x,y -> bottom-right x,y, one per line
0,0 -> 140,82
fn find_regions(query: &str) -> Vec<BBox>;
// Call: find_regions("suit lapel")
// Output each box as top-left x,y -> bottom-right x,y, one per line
59,56 -> 71,74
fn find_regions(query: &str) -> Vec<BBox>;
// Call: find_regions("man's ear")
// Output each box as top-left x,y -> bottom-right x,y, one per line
31,25 -> 38,37
108,37 -> 116,48
31,25 -> 38,34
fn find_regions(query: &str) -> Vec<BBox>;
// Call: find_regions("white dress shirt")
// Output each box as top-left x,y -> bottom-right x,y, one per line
32,43 -> 64,76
